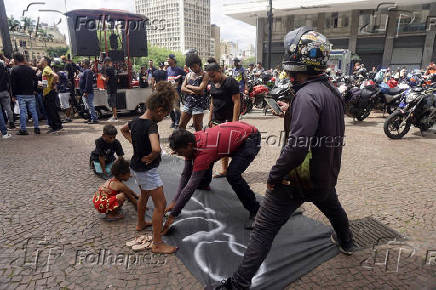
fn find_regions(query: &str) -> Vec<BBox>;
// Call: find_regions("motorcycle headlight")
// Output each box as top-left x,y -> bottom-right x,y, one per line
405,93 -> 418,103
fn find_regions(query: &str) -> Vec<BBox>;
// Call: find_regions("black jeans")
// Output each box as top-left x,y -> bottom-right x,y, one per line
232,184 -> 353,288
43,90 -> 62,130
226,132 -> 261,216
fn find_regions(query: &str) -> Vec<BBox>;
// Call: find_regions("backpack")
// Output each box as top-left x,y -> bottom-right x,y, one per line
374,70 -> 385,83
0,61 -> 10,92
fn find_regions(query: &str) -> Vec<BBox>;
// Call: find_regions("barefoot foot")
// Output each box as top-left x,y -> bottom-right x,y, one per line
136,221 -> 153,231
152,242 -> 178,254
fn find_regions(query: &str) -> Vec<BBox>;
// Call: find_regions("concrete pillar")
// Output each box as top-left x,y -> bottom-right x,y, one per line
382,10 -> 398,67
256,17 -> 265,64
317,13 -> 325,34
421,3 -> 436,68
348,10 -> 359,53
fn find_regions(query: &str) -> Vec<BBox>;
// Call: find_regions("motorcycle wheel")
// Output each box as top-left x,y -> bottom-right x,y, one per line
383,110 -> 411,139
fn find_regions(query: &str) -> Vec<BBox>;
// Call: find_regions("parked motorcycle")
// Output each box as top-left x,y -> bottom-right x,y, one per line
264,78 -> 293,115
384,86 -> 436,139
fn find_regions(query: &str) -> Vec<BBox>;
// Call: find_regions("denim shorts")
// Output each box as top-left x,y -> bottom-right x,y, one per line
181,104 -> 205,115
58,93 -> 71,109
131,167 -> 163,190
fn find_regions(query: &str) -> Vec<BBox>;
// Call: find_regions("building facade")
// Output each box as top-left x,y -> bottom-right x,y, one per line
0,24 -> 67,62
211,24 -> 221,60
224,0 -> 436,70
135,0 -> 211,59
220,40 -> 239,66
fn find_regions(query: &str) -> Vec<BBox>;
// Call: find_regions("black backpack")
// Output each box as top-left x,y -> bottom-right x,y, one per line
0,62 -> 10,92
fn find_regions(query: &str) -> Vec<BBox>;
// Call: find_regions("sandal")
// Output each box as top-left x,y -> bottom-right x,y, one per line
213,172 -> 227,179
132,238 -> 153,251
125,235 -> 151,248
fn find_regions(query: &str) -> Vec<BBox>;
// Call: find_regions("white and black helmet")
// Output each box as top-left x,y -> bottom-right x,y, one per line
283,26 -> 331,74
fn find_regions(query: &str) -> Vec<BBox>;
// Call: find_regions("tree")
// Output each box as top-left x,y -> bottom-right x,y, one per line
7,16 -> 20,31
21,17 -> 35,34
242,56 -> 256,67
135,45 -> 185,68
0,0 -> 13,58
46,46 -> 68,58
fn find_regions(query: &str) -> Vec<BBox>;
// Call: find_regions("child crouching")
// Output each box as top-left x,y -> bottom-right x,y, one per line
90,124 -> 124,178
93,158 -> 138,220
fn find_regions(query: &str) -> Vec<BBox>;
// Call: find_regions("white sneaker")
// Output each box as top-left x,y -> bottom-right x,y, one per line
2,133 -> 12,139
106,117 -> 118,122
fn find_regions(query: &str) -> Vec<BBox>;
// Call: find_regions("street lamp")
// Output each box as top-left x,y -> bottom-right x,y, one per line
267,0 -> 272,70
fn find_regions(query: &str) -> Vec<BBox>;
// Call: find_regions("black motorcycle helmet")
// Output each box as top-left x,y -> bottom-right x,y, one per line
282,26 -> 331,75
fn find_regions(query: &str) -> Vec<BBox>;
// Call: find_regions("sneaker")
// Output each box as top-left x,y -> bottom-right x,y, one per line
292,207 -> 305,216
330,233 -> 355,255
208,278 -> 246,290
8,122 -> 15,129
88,120 -> 99,124
106,117 -> 118,122
17,130 -> 29,135
34,128 -> 41,135
65,118 -> 73,122
47,128 -> 57,134
244,216 -> 256,230
1,133 -> 12,139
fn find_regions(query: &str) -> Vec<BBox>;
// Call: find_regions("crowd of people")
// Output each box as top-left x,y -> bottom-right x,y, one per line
6,24 -> 434,289
84,26 -> 356,290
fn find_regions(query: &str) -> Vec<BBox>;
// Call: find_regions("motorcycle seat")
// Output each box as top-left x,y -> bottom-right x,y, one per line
384,93 -> 401,103
385,87 -> 401,95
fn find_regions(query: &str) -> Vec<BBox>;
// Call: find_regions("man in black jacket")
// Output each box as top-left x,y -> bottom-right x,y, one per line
0,55 -> 14,128
216,27 -> 354,290
80,59 -> 98,124
10,53 -> 40,135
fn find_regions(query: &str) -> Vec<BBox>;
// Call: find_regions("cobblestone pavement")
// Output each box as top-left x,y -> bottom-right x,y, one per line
0,110 -> 435,289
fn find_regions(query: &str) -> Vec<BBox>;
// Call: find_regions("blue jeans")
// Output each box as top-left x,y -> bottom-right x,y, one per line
17,95 -> 39,131
0,103 -> 7,135
85,93 -> 97,121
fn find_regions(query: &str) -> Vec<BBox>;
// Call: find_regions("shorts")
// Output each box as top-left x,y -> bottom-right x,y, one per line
181,104 -> 205,115
131,167 -> 163,191
58,92 -> 71,109
93,161 -> 113,175
107,93 -> 117,108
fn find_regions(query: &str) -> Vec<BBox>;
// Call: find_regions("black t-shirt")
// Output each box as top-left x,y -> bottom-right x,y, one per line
210,77 -> 239,121
128,118 -> 160,171
139,71 -> 148,88
104,67 -> 117,94
90,137 -> 124,163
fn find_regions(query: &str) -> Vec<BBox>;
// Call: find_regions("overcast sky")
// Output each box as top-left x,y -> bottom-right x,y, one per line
5,0 -> 256,50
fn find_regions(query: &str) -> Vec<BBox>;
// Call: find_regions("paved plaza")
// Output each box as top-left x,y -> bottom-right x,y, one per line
1,111 -> 435,289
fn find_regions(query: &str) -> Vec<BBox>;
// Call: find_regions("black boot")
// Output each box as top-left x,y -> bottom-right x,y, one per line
9,122 -> 15,129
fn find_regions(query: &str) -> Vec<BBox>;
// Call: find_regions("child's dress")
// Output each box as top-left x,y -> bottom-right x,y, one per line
93,178 -> 120,213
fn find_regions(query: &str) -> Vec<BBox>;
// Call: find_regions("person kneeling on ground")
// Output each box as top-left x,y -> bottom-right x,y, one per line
92,158 -> 138,220
163,121 -> 261,233
90,124 -> 124,179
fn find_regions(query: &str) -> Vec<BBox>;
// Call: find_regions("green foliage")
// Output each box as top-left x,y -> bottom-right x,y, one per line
134,45 -> 185,68
46,47 -> 69,58
242,56 -> 256,67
